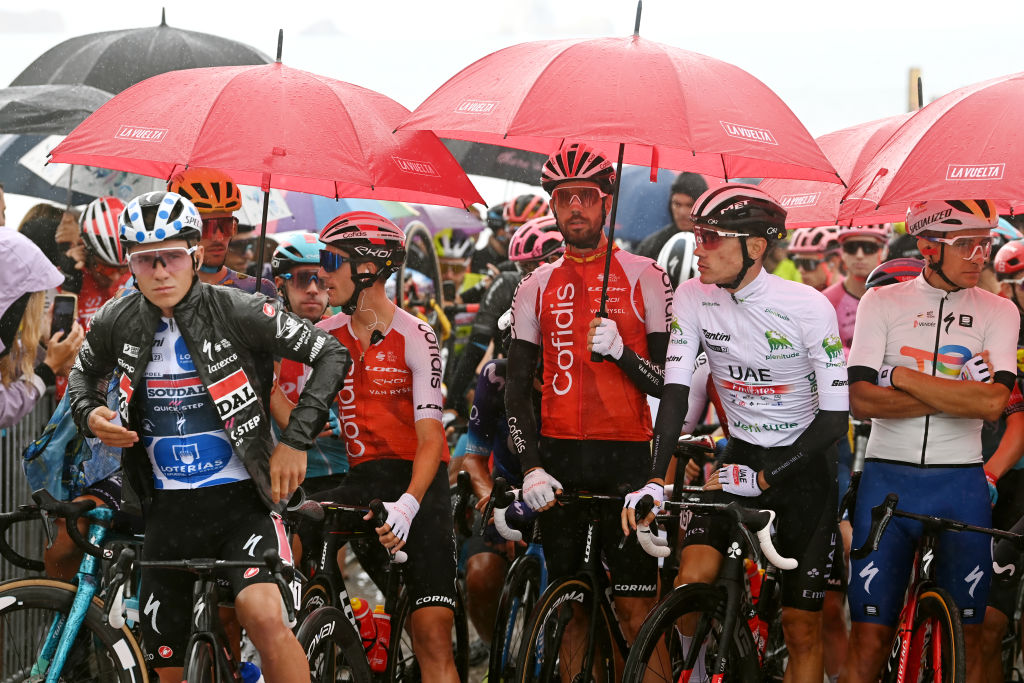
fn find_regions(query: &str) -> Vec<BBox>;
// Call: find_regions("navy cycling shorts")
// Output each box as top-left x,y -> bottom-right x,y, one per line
848,460 -> 991,626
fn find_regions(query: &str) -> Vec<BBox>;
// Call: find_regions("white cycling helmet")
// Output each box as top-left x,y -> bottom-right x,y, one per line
788,225 -> 840,254
906,200 -> 998,235
656,231 -> 698,288
119,191 -> 202,246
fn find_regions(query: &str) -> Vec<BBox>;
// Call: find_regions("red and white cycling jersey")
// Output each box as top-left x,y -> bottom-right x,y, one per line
317,308 -> 448,465
510,245 -> 672,442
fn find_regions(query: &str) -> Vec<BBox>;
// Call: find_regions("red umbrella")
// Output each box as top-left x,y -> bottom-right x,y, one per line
839,72 -> 1024,225
760,113 -> 911,228
48,63 -> 483,208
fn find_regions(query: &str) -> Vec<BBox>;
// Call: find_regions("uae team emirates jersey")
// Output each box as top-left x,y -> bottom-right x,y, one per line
316,308 -> 449,465
510,245 -> 672,442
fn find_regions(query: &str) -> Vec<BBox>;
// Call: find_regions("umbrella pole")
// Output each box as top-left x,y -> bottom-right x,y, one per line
591,141 -> 627,363
255,189 -> 271,296
65,165 -> 75,209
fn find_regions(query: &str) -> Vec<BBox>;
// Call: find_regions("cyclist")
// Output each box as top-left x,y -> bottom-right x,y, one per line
67,191 -> 345,683
168,167 -> 277,297
842,200 -> 1019,683
436,227 -> 482,302
788,225 -> 842,291
628,184 -> 848,683
634,171 -> 709,259
315,211 -> 459,683
822,224 -> 891,355
506,142 -> 673,654
471,195 -> 549,275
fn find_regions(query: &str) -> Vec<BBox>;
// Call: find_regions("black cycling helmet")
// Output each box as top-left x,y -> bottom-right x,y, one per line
865,258 -> 925,289
486,203 -> 507,232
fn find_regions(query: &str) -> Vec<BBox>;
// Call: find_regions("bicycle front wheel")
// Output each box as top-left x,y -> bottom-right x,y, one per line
488,554 -> 543,683
896,587 -> 966,683
295,606 -> 372,683
622,582 -> 759,683
514,577 -> 616,683
182,638 -> 217,683
0,578 -> 148,683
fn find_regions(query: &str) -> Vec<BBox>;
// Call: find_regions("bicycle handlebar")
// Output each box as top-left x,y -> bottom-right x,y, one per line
368,500 -> 409,565
0,489 -> 114,571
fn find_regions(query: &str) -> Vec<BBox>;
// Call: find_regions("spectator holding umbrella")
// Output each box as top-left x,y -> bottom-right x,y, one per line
633,172 -> 708,259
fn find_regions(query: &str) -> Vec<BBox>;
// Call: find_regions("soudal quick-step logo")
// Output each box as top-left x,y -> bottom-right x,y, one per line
720,121 -> 778,145
392,157 -> 439,177
945,163 -> 1005,181
115,125 -> 168,142
208,369 -> 257,420
455,99 -> 498,114
779,192 -> 820,208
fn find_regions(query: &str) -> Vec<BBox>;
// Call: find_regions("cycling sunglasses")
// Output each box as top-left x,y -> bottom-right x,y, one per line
128,246 -> 197,276
201,216 -> 237,239
793,257 -> 825,271
440,261 -> 468,277
281,270 -> 327,290
551,186 -> 606,209
319,250 -> 354,272
228,239 -> 256,255
841,241 -> 883,256
921,235 -> 993,261
694,225 -> 750,251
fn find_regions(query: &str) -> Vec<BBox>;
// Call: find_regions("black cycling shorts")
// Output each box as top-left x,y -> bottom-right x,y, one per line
989,469 -> 1024,618
537,438 -> 658,598
139,481 -> 295,668
80,471 -> 144,534
681,438 -> 839,611
317,460 -> 458,613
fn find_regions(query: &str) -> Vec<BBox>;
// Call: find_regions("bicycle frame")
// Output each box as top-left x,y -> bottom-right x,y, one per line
884,537 -> 941,680
494,524 -> 548,674
182,572 -> 239,682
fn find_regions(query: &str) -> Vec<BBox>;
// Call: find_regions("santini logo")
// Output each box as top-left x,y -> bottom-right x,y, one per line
455,99 -> 498,114
115,125 -> 168,142
720,121 -> 778,145
779,192 -> 820,208
393,157 -> 439,177
945,163 -> 1005,181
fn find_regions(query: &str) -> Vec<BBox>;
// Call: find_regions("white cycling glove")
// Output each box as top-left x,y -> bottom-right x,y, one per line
590,317 -> 624,360
522,468 -> 563,511
624,482 -> 664,516
877,365 -> 896,388
382,493 -> 420,543
718,465 -> 762,497
959,354 -> 992,383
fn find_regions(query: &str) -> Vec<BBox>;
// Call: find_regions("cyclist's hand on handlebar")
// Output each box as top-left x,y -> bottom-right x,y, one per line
621,481 -> 663,535
270,442 -> 306,504
706,464 -> 762,497
522,468 -> 562,512
370,493 -> 419,551
87,406 -> 138,447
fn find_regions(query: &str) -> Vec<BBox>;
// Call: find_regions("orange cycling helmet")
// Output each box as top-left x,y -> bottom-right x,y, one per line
503,194 -> 549,226
168,167 -> 242,216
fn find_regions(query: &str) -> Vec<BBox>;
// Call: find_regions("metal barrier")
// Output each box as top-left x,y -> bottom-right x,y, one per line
0,390 -> 57,582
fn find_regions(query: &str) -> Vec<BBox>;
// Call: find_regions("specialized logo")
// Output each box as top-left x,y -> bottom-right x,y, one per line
945,163 -> 1004,181
208,369 -> 257,419
764,330 -> 793,352
392,156 -> 440,177
719,121 -> 778,145
779,192 -> 820,208
860,561 -> 879,594
144,594 -> 161,634
115,125 -> 168,142
455,99 -> 498,114
243,534 -> 263,558
907,207 -> 952,233
822,335 -> 843,361
965,565 -> 984,598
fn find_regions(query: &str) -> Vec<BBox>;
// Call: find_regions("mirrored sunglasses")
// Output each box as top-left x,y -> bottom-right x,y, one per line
319,250 -> 353,272
694,225 -> 750,251
128,247 -> 196,276
201,216 -> 237,239
551,186 -> 605,209
281,271 -> 327,290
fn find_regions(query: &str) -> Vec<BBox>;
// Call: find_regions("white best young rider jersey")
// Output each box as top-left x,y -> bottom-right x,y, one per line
665,268 -> 849,447
848,273 -> 1019,466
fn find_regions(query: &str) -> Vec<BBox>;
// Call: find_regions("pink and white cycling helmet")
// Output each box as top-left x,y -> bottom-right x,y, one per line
788,225 -> 840,254
80,196 -> 127,266
838,223 -> 891,243
508,216 -> 564,262
540,142 -> 616,195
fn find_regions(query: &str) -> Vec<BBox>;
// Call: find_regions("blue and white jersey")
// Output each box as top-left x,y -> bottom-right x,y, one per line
139,317 -> 250,489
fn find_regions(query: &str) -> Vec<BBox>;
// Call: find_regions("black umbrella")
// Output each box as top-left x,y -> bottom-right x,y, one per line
441,139 -> 547,185
10,10 -> 270,94
0,85 -> 113,135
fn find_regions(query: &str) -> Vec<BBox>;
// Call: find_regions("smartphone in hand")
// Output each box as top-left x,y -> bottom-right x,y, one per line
51,293 -> 78,337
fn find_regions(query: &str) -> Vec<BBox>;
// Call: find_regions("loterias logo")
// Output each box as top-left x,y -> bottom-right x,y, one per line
392,156 -> 439,177
779,192 -> 820,208
720,121 -> 778,145
945,163 -> 1004,181
455,99 -> 498,114
115,125 -> 168,142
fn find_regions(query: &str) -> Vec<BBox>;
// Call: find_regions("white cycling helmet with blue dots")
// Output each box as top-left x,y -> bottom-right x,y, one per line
119,191 -> 203,246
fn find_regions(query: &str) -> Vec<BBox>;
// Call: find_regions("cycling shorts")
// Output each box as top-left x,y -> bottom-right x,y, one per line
848,460 -> 991,626
537,438 -> 658,598
988,469 -> 1024,618
316,459 -> 458,613
681,438 -> 839,611
80,471 -> 144,534
139,481 -> 294,668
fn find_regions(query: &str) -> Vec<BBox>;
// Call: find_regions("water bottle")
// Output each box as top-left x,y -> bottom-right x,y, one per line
239,661 -> 265,683
350,597 -> 377,652
367,604 -> 391,673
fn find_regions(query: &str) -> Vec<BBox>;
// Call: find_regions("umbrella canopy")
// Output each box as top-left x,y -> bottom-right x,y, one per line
759,113 -> 911,228
48,62 -> 484,208
840,72 -> 1024,224
10,11 -> 270,95
393,204 -> 485,234
0,134 -> 95,204
400,34 -> 838,183
612,166 -> 676,244
0,85 -> 113,135
268,192 -> 415,233
441,139 -> 547,184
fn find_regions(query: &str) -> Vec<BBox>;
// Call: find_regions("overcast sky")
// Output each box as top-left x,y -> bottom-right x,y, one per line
2,0 -> 1023,214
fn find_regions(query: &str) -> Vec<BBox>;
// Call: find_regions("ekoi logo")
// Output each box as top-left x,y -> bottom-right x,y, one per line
720,121 -> 778,145
900,344 -> 971,377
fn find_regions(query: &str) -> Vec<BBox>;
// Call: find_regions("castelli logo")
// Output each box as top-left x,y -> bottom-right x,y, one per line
945,163 -> 1005,181
158,646 -> 173,658
779,192 -> 820,208
244,567 -> 259,579
719,121 -> 778,145
454,99 -> 498,114
263,302 -> 275,317
392,156 -> 440,177
115,125 -> 168,142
